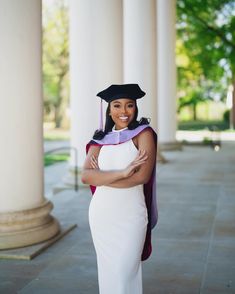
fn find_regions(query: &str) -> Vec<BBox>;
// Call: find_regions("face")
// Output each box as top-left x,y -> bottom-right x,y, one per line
109,98 -> 136,130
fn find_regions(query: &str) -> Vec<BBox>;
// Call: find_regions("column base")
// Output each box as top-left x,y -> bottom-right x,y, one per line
0,200 -> 60,250
159,141 -> 182,151
157,151 -> 168,163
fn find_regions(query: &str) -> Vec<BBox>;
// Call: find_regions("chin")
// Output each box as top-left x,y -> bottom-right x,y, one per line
115,122 -> 128,129
114,117 -> 134,129
120,121 -> 129,127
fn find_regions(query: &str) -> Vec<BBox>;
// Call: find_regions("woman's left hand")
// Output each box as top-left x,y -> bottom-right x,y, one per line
90,155 -> 100,169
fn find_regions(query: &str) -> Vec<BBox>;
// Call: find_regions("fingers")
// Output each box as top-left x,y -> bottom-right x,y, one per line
127,159 -> 146,175
133,149 -> 148,164
131,159 -> 147,169
129,155 -> 148,172
135,149 -> 147,161
123,149 -> 148,178
90,155 -> 99,169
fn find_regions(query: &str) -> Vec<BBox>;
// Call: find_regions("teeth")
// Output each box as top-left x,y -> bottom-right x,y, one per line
119,116 -> 128,120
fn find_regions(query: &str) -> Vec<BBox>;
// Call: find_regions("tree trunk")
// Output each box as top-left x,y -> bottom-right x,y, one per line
54,73 -> 66,129
193,103 -> 197,121
54,106 -> 62,128
232,79 -> 235,129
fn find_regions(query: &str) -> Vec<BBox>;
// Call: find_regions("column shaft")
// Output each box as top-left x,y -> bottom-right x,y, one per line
69,0 -> 123,176
0,0 -> 44,212
0,0 -> 60,249
123,0 -> 157,129
157,0 -> 178,144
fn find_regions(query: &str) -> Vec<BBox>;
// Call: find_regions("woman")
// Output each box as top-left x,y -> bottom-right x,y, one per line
82,84 -> 158,294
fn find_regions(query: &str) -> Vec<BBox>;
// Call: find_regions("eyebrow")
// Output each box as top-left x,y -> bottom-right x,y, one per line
112,101 -> 134,104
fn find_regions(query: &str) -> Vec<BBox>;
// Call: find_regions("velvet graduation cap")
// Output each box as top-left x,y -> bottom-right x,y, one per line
97,83 -> 146,102
96,84 -> 146,130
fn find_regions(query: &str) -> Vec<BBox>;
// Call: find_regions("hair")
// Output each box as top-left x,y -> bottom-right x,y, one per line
93,101 -> 150,140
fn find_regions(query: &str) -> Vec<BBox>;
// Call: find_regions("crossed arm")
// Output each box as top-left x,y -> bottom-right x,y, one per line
81,129 -> 156,188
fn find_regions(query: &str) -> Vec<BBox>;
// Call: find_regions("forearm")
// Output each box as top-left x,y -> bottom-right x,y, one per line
107,173 -> 145,188
81,169 -> 125,186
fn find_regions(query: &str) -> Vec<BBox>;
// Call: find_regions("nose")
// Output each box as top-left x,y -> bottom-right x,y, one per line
121,105 -> 127,114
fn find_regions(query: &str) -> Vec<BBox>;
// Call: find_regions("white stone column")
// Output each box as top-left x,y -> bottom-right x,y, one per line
93,0 -> 123,92
123,0 -> 157,129
67,0 -> 123,186
69,0 -> 95,173
0,0 -> 60,249
157,0 -> 180,149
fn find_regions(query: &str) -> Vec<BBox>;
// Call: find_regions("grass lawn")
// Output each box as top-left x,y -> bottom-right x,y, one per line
43,123 -> 70,141
44,153 -> 70,167
178,120 -> 230,131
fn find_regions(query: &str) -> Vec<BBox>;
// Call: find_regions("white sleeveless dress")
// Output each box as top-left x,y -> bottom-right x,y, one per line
88,135 -> 148,294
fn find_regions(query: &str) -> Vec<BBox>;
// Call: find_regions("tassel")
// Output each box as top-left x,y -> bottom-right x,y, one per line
99,98 -> 104,131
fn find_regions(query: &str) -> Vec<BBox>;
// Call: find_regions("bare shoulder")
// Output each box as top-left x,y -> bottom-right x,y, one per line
83,144 -> 102,170
134,127 -> 156,183
138,128 -> 155,140
133,128 -> 155,149
87,144 -> 102,156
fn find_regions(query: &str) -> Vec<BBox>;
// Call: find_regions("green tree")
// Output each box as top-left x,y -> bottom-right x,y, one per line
42,0 -> 69,128
176,0 -> 235,122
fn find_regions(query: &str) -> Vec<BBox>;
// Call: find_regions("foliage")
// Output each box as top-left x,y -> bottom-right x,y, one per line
44,153 -> 69,166
43,132 -> 70,141
178,120 -> 229,130
42,0 -> 69,128
223,109 -> 230,122
176,0 -> 235,120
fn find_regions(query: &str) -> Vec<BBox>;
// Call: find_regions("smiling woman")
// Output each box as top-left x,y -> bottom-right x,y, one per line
93,84 -> 150,140
110,99 -> 136,130
81,84 -> 158,294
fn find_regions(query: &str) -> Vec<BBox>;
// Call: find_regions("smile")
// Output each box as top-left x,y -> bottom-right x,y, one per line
119,116 -> 129,121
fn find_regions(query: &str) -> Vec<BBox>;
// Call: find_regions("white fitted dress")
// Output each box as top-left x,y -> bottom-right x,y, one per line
88,134 -> 148,294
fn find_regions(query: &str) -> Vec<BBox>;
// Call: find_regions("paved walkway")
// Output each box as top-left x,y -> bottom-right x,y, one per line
0,142 -> 235,294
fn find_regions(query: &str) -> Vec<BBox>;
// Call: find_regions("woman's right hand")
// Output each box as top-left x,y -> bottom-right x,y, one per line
122,149 -> 148,178
90,155 -> 99,169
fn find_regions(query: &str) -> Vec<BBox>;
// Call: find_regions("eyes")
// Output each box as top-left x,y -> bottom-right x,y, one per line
113,103 -> 135,109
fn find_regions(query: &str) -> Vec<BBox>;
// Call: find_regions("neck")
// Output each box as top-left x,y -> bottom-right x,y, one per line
113,126 -> 128,132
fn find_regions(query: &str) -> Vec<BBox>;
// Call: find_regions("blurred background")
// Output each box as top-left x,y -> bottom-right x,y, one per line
43,0 -> 235,153
1,2 -> 235,293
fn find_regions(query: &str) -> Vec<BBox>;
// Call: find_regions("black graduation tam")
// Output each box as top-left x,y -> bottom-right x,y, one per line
97,84 -> 146,103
